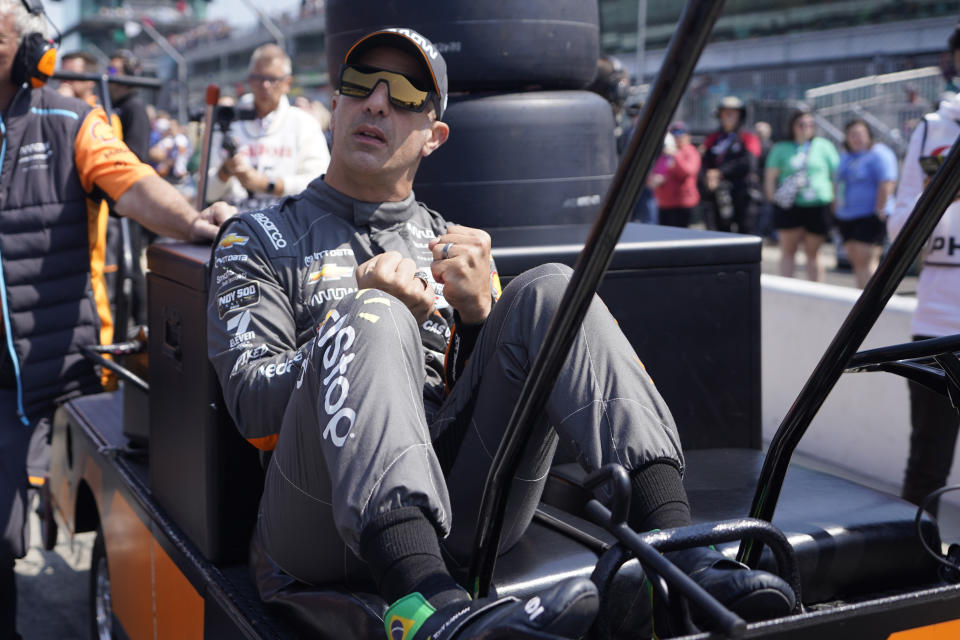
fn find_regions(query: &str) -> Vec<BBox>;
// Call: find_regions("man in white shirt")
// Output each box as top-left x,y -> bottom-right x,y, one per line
888,91 -> 960,515
207,44 -> 330,209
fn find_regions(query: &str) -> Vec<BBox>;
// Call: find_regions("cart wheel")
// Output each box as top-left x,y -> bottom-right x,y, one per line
89,528 -> 119,640
38,482 -> 57,551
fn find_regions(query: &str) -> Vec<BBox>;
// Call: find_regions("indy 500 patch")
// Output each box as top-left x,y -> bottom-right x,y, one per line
218,282 -> 261,318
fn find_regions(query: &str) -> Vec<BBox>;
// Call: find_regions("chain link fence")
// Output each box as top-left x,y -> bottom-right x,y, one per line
805,66 -> 945,155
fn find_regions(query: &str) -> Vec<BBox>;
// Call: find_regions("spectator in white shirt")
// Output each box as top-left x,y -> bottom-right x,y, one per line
207,44 -> 330,209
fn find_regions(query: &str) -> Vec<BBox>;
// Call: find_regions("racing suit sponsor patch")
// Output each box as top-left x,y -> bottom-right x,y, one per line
217,282 -> 261,318
231,345 -> 269,376
216,269 -> 246,287
258,352 -> 303,379
251,211 -> 287,250
218,233 -> 249,251
227,309 -> 256,349
422,318 -> 450,340
404,222 -> 436,241
215,253 -> 248,267
309,263 -> 354,282
304,248 -> 354,267
311,287 -> 357,305
315,309 -> 357,448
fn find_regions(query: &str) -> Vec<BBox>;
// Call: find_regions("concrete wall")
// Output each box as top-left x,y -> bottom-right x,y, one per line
761,274 -> 960,507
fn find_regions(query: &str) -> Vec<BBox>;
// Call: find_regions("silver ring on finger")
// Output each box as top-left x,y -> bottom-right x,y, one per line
441,242 -> 454,260
413,270 -> 430,290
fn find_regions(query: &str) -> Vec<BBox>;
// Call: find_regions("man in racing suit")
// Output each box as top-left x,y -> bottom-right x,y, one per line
208,28 -> 794,640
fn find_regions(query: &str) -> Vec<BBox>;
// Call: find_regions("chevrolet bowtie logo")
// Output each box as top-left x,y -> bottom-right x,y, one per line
218,234 -> 249,249
310,264 -> 354,282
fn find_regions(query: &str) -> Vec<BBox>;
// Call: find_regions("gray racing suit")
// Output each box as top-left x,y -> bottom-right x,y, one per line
207,177 -> 684,587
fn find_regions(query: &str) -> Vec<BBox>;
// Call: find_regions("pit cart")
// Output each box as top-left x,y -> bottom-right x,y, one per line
46,1 -> 960,638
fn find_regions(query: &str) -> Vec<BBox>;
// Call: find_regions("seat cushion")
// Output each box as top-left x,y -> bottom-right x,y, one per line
254,516 -> 627,638
545,448 -> 941,604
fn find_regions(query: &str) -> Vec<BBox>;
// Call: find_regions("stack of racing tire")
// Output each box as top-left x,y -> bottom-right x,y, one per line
325,0 -> 617,227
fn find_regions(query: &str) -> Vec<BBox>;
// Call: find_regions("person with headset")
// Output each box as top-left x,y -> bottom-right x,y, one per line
0,2 -> 234,634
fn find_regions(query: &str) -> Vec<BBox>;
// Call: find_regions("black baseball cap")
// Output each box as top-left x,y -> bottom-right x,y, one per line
344,27 -> 448,120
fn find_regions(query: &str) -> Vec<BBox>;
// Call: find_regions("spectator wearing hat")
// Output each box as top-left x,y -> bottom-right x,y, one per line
649,121 -> 701,228
699,96 -> 762,234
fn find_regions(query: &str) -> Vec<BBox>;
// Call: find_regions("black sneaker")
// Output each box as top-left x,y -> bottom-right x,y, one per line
384,576 -> 599,640
666,546 -> 796,622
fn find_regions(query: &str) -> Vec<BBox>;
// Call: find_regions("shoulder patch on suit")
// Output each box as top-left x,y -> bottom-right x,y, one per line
217,281 -> 261,318
250,210 -> 288,251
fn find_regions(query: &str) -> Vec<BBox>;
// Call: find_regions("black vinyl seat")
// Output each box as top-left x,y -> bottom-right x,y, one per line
544,448 -> 941,604
253,513 -> 629,639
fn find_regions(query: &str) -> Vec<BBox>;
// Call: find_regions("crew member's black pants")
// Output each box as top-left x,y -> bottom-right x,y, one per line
0,390 -> 50,638
902,335 -> 960,515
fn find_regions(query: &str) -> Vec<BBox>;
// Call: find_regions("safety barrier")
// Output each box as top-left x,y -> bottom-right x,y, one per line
760,274 -> 960,509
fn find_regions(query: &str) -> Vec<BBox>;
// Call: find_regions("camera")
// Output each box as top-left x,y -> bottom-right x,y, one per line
213,105 -> 256,157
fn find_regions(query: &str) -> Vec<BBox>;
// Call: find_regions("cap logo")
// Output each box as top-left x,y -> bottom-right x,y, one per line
385,27 -> 439,59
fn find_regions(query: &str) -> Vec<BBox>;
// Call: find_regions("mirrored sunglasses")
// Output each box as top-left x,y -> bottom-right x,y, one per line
339,64 -> 433,112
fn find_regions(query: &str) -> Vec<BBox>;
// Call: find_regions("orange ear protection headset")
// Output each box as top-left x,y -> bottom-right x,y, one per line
11,0 -> 57,88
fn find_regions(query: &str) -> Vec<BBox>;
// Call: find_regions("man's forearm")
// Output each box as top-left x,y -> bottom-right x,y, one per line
114,174 -> 201,241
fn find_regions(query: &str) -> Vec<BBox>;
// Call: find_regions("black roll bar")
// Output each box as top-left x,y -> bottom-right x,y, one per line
847,334 -> 960,369
467,0 -> 727,598
739,119 -> 960,567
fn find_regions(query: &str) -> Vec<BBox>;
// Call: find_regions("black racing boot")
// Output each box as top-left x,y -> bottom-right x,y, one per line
666,546 -> 795,622
384,576 -> 599,640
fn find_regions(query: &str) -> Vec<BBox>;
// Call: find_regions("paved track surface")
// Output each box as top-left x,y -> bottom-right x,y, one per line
16,498 -> 92,639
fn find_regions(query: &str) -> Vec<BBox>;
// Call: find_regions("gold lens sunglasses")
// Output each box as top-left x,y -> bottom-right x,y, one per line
339,63 -> 435,113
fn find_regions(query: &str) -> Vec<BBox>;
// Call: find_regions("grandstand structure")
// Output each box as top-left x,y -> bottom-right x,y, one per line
58,0 -> 213,119
61,0 -> 960,126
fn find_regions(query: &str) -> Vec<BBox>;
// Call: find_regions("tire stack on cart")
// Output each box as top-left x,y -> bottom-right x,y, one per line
325,0 -> 617,228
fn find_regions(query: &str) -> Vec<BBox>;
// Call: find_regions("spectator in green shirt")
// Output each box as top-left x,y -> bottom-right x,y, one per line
764,110 -> 840,281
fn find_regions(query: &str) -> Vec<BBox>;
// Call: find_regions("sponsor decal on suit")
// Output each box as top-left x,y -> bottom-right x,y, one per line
217,282 -> 260,318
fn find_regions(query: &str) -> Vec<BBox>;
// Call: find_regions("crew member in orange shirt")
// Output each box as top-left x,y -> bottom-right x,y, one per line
0,6 -> 234,634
